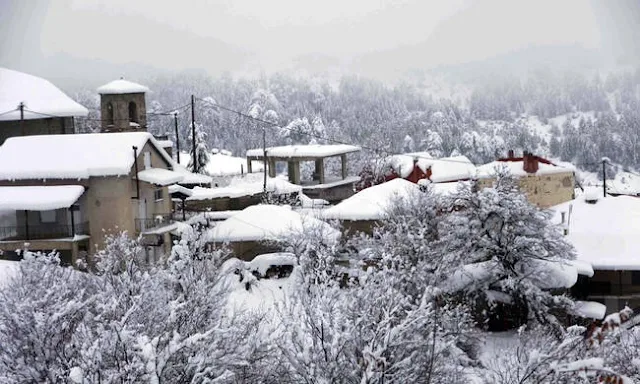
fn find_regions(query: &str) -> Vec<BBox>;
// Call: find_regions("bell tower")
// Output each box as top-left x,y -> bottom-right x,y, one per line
97,78 -> 149,133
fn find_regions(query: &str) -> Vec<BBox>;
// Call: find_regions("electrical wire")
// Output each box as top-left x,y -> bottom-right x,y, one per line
194,96 -> 603,168
12,99 -> 621,169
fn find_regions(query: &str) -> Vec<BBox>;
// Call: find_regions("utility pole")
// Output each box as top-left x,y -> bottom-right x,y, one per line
602,157 -> 608,198
262,125 -> 267,194
191,95 -> 197,173
173,112 -> 181,164
19,102 -> 24,136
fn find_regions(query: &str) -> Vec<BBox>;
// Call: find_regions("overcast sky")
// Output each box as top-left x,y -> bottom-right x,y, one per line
1,0 -> 638,82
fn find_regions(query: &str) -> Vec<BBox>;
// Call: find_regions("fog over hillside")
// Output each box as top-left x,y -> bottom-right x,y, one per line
2,0 -> 639,86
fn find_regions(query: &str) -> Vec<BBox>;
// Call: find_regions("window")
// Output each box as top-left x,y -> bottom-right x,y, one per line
128,101 -> 138,123
632,271 -> 640,286
154,189 -> 163,201
107,102 -> 114,125
40,210 -> 56,223
144,151 -> 151,169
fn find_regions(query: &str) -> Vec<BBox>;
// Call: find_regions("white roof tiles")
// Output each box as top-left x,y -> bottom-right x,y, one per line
0,67 -> 88,121
97,79 -> 149,94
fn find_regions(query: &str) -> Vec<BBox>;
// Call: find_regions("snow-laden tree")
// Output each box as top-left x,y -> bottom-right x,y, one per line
483,308 -> 637,383
0,251 -> 96,383
420,129 -> 443,157
0,231 -> 272,383
276,199 -> 476,383
279,116 -> 327,145
436,171 -> 577,333
187,122 -> 210,174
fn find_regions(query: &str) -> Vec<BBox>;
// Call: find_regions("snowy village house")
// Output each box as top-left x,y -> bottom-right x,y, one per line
0,132 -> 185,265
245,144 -> 362,203
555,193 -> 640,314
0,67 -> 88,145
476,151 -> 575,208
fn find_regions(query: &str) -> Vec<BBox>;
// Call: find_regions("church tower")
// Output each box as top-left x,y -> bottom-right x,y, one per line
97,78 -> 149,133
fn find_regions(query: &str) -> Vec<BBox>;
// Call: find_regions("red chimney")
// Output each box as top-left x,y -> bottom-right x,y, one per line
523,152 -> 539,174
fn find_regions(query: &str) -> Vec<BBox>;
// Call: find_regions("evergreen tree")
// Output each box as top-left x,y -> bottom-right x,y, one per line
187,122 -> 210,175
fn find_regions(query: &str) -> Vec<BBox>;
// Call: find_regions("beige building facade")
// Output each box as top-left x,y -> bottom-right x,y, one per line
477,171 -> 575,208
476,152 -> 575,208
0,133 -> 181,266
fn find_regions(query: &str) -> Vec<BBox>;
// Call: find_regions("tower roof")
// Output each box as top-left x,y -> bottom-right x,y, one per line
97,78 -> 149,95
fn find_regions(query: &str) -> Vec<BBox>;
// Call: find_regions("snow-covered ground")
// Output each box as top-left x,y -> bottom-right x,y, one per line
179,150 -> 264,177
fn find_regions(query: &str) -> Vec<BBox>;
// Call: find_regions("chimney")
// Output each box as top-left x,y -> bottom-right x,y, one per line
523,152 -> 539,174
507,149 -> 515,159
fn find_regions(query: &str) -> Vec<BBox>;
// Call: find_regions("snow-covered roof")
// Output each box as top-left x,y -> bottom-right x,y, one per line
172,164 -> 213,186
323,178 -> 420,221
0,185 -> 85,210
168,184 -> 193,197
430,156 -> 476,182
246,144 -> 361,159
386,151 -> 433,178
386,153 -> 476,182
552,192 -> 640,270
186,175 -> 301,201
0,132 -> 173,180
157,140 -> 173,149
477,159 -> 573,178
137,168 -> 184,186
205,204 -> 339,243
179,151 -> 264,177
0,67 -> 88,121
96,79 -> 149,94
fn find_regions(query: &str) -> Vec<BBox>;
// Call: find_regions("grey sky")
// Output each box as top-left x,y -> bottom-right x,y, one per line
1,0 -> 637,82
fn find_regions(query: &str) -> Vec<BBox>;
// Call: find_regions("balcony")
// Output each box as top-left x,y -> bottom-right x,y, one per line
0,222 -> 90,241
135,214 -> 174,233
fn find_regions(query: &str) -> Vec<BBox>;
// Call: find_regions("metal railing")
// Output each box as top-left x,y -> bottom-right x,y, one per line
0,222 -> 89,241
135,214 -> 173,233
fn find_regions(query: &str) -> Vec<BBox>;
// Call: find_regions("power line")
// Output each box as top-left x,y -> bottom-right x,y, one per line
194,96 -> 601,168
11,99 -> 616,169
0,108 -> 19,118
20,103 -> 191,123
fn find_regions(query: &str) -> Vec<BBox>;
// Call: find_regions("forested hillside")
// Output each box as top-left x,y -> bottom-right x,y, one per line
73,67 -> 640,175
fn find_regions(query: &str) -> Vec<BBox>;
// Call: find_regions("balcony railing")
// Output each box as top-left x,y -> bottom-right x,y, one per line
0,222 -> 90,241
135,214 -> 173,233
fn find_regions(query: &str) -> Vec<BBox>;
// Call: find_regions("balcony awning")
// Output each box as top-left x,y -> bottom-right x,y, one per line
137,168 -> 184,186
0,185 -> 85,211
